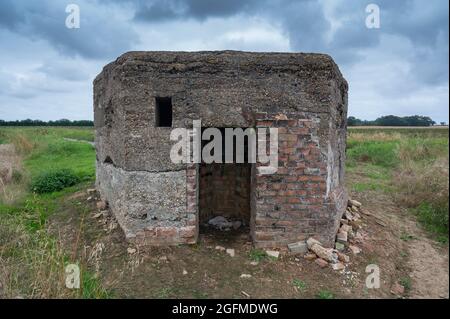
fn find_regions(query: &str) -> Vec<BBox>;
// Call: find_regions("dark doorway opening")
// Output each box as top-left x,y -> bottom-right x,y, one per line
198,127 -> 254,239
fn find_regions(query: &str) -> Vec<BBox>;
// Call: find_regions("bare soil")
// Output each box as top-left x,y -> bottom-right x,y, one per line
48,181 -> 449,299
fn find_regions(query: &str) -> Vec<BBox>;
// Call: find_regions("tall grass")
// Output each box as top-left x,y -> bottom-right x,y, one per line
347,128 -> 449,240
0,127 -> 106,298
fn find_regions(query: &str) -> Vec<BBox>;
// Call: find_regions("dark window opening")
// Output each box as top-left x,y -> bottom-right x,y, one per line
155,97 -> 172,127
104,156 -> 114,165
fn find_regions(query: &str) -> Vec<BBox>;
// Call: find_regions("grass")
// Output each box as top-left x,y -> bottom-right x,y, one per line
154,287 -> 174,299
0,127 -> 103,298
399,277 -> 412,292
0,126 -> 448,298
316,290 -> 335,299
249,249 -> 268,262
416,203 -> 449,243
400,233 -> 417,242
292,279 -> 307,293
347,127 -> 449,242
0,127 -> 95,202
81,269 -> 111,299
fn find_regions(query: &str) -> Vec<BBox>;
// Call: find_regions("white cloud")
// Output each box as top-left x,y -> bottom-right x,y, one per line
133,16 -> 289,52
0,0 -> 448,123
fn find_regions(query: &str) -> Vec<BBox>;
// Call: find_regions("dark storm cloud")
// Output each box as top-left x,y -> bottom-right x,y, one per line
326,0 -> 449,83
130,0 -> 448,86
0,0 -> 448,122
133,0 -> 261,22
0,0 -> 139,59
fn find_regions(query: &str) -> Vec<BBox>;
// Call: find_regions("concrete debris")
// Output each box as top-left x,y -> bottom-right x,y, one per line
240,274 -> 252,279
207,216 -> 243,231
303,253 -> 317,261
315,258 -> 328,268
226,248 -> 235,257
335,242 -> 345,251
215,245 -> 226,251
301,198 -> 368,269
349,220 -> 362,230
288,241 -> 308,254
307,238 -> 338,263
337,230 -> 348,243
359,208 -> 372,216
344,211 -> 354,221
340,224 -> 352,233
349,245 -> 361,255
265,250 -> 280,259
332,262 -> 345,271
337,252 -> 350,263
182,269 -> 188,275
348,199 -> 362,208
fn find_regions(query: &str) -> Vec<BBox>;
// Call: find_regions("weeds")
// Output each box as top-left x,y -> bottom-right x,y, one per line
249,249 -> 267,262
292,279 -> 307,292
348,127 -> 449,241
155,287 -> 174,298
399,277 -> 412,292
316,290 -> 335,299
400,233 -> 417,242
0,127 -> 104,298
31,169 -> 80,194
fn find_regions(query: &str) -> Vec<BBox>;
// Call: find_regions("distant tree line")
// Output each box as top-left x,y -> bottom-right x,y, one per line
347,115 -> 438,127
0,116 -> 442,127
0,119 -> 94,126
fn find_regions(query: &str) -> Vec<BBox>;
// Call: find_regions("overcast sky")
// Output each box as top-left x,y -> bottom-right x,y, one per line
0,0 -> 448,122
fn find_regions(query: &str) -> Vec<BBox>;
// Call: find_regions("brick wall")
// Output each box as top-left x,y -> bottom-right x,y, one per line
199,163 -> 251,224
138,116 -> 344,248
252,116 -> 332,248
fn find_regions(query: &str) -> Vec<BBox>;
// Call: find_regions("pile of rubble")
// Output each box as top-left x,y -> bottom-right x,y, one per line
295,198 -> 367,271
206,216 -> 243,231
87,188 -> 119,233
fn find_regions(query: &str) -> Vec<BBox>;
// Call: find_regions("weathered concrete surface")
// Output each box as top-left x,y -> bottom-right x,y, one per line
94,50 -> 348,247
96,162 -> 196,244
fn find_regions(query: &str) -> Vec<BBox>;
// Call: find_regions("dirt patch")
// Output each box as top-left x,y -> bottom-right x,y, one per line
43,181 -> 450,299
346,174 -> 449,299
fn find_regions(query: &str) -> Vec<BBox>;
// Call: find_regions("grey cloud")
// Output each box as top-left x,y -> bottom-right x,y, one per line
134,0 -> 262,22
0,0 -> 139,59
36,62 -> 91,82
0,0 -> 448,122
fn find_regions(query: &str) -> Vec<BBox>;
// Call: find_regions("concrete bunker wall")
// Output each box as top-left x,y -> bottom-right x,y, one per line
94,51 -> 348,248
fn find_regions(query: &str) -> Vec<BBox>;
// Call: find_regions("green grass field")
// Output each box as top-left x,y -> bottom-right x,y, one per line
0,126 -> 448,298
0,127 -> 102,298
347,127 -> 449,241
